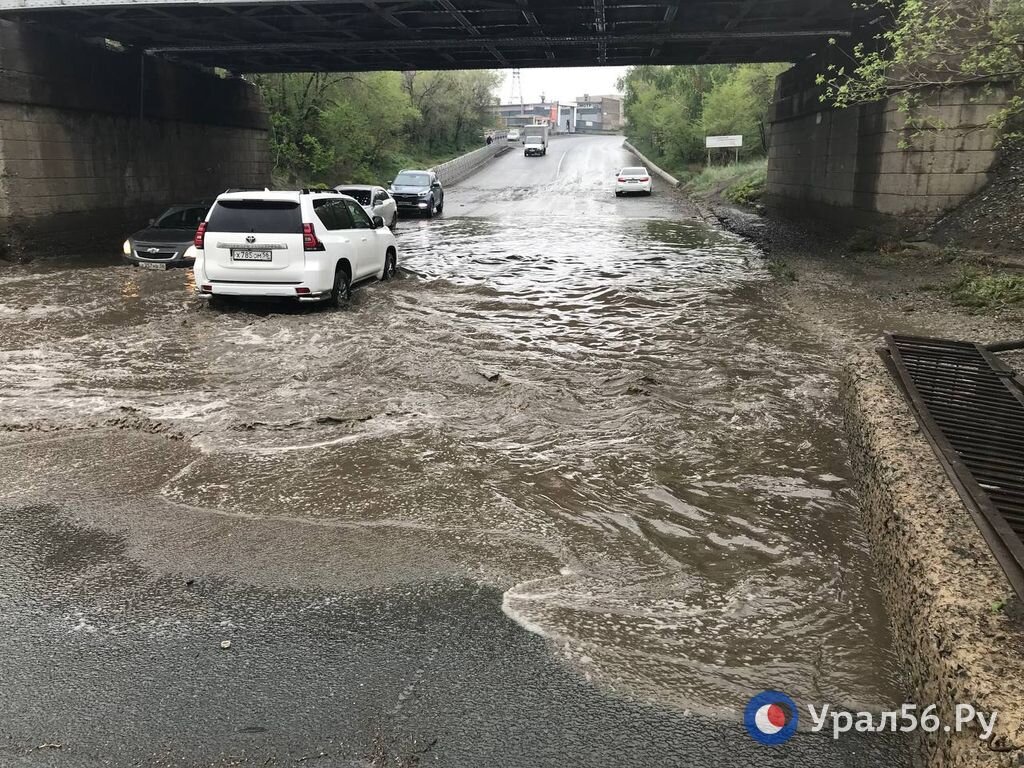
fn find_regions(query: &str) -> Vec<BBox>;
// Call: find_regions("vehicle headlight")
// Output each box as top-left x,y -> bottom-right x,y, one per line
418,191 -> 429,198
122,239 -> 131,256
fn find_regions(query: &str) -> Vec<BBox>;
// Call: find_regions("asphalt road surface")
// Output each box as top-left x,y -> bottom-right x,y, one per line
0,135 -> 912,766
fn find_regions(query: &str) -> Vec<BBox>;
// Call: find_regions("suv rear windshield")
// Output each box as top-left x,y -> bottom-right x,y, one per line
338,189 -> 371,205
394,173 -> 430,187
206,200 -> 302,233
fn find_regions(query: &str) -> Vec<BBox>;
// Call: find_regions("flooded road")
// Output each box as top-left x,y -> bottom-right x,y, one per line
0,135 -> 909,765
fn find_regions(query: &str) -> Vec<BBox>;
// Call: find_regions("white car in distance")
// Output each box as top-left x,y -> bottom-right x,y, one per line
615,167 -> 653,196
192,190 -> 398,307
333,185 -> 398,229
507,129 -> 521,142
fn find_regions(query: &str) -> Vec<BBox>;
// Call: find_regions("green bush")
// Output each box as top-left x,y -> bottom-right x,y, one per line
676,159 -> 767,203
947,268 -> 1024,309
723,165 -> 767,205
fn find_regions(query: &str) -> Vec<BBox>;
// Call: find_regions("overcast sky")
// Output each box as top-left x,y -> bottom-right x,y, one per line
495,66 -> 628,105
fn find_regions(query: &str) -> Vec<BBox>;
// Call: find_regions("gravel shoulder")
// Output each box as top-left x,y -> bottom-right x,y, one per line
703,200 -> 1024,354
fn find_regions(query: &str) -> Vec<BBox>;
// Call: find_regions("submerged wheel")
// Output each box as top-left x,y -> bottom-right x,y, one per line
328,264 -> 351,308
389,212 -> 398,229
382,249 -> 397,280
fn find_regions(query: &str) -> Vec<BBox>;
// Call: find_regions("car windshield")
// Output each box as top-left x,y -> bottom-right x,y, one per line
154,206 -> 206,229
621,168 -> 647,176
338,189 -> 372,205
205,200 -> 302,233
394,173 -> 429,187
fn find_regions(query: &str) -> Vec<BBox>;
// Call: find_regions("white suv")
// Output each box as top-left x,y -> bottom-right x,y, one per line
192,190 -> 398,307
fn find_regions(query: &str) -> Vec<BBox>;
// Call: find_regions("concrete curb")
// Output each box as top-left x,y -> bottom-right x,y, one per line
622,140 -> 681,187
840,352 -> 1024,767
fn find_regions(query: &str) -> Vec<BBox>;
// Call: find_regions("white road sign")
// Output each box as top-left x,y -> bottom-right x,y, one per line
705,135 -> 743,148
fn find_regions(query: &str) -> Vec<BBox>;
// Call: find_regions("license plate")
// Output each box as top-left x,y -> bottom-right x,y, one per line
231,249 -> 273,262
139,262 -> 166,271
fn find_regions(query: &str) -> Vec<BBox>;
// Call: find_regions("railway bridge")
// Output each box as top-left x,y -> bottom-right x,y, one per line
0,0 -> 1004,248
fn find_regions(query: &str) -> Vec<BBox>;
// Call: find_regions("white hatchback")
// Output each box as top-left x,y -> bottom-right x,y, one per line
615,167 -> 653,196
192,190 -> 398,307
333,184 -> 398,229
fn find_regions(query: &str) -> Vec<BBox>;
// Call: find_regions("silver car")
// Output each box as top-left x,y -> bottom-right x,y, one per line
333,185 -> 398,229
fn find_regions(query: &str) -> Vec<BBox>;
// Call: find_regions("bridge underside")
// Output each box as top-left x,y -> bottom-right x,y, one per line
0,0 -> 857,72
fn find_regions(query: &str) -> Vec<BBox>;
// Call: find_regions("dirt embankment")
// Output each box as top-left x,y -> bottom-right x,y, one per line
691,145 -> 1024,351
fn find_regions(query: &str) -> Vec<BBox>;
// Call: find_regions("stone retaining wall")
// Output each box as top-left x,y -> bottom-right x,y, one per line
841,353 -> 1024,767
766,55 -> 1007,233
0,21 -> 271,254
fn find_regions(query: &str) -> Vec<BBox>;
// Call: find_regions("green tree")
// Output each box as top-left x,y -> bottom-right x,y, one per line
818,0 -> 1024,138
702,64 -> 787,154
252,68 -> 500,186
619,63 -> 786,167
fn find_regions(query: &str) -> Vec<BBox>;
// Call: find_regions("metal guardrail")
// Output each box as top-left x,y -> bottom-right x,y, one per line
431,132 -> 510,186
881,333 -> 1024,598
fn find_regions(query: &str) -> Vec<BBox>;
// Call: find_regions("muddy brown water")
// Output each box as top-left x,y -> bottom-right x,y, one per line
0,136 -> 903,718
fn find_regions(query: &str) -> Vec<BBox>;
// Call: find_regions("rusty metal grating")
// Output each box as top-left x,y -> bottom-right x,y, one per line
881,334 -> 1024,598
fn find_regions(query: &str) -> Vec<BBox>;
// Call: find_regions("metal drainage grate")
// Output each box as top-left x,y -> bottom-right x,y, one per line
880,334 -> 1024,598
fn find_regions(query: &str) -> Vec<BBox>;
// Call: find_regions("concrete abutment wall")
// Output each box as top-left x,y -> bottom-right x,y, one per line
0,21 -> 271,255
766,56 -> 1006,233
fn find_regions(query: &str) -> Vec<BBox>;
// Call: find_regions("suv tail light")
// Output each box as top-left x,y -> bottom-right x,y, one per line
303,223 -> 323,251
194,221 -> 207,249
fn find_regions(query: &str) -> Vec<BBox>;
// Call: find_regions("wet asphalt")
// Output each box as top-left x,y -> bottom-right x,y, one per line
0,135 -> 912,766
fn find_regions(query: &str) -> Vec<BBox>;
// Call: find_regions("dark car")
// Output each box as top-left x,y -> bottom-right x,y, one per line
122,202 -> 210,270
389,170 -> 444,218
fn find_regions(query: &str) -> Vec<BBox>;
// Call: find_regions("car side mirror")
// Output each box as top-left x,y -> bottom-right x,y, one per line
148,218 -> 155,226
372,215 -> 385,229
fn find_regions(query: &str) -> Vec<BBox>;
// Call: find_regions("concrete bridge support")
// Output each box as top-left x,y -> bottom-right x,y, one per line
0,21 -> 271,257
766,56 -> 1007,233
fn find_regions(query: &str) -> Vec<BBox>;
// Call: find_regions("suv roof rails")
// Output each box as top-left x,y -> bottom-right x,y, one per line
300,188 -> 340,195
223,187 -> 266,193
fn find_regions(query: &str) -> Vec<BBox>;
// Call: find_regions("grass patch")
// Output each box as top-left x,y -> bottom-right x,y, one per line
946,267 -> 1024,310
766,259 -> 797,282
723,165 -> 767,206
681,159 -> 768,205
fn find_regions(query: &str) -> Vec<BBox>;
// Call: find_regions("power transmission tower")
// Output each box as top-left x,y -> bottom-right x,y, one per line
509,68 -> 524,111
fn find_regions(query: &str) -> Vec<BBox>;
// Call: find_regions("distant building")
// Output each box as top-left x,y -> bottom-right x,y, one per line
492,101 -> 556,131
492,96 -> 621,134
574,94 -> 624,133
491,101 -> 576,133
558,103 -> 578,134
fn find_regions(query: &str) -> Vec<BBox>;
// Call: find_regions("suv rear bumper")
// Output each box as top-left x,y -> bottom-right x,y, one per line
196,282 -> 330,301
193,253 -> 334,302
